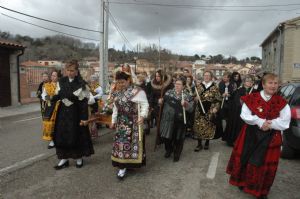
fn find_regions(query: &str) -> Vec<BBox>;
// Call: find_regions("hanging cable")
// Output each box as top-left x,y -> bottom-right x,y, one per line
105,7 -> 135,51
0,5 -> 101,33
1,13 -> 99,41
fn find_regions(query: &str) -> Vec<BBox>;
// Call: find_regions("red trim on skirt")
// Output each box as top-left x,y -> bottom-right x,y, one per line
226,124 -> 282,197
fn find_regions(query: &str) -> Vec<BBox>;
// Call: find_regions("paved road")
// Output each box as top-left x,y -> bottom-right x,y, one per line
0,112 -> 51,170
0,114 -> 300,199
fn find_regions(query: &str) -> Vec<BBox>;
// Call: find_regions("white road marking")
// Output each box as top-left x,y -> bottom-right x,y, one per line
206,152 -> 220,179
0,153 -> 46,175
14,116 -> 41,123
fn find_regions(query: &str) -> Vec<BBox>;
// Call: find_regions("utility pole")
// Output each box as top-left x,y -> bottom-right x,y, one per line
158,27 -> 161,70
99,0 -> 108,91
104,0 -> 109,89
99,0 -> 104,87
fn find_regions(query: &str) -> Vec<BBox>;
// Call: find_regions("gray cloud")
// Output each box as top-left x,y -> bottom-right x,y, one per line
0,0 -> 300,58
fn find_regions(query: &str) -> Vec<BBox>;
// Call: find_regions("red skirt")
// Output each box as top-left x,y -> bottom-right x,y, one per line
226,124 -> 282,197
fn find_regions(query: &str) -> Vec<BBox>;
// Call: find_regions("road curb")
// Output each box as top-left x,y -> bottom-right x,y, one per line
0,110 -> 41,120
0,128 -> 114,177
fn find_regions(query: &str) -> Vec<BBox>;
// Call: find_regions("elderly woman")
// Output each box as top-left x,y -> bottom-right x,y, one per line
185,74 -> 195,137
159,76 -> 193,162
193,71 -> 222,151
224,75 -> 256,146
226,73 -> 291,199
110,71 -> 149,179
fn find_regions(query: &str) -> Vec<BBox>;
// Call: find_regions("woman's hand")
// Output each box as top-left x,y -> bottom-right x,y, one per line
158,98 -> 163,105
80,120 -> 88,126
261,120 -> 272,131
210,107 -> 218,114
137,117 -> 144,125
181,100 -> 188,107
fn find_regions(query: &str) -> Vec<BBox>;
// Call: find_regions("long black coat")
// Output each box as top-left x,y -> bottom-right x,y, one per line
53,76 -> 94,159
224,87 -> 255,145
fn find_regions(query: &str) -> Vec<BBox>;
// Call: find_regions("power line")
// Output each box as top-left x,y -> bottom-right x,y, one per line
105,7 -> 135,51
0,5 -> 102,33
107,9 -> 134,51
109,1 -> 300,11
1,13 -> 99,42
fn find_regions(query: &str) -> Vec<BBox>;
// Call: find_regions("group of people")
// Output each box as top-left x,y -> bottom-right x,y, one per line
37,61 -> 291,199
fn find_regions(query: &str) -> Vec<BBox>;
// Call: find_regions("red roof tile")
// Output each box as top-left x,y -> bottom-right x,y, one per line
0,39 -> 26,49
21,61 -> 45,67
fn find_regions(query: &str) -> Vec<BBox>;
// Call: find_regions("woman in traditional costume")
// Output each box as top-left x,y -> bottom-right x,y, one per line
224,75 -> 256,146
52,60 -> 94,170
230,71 -> 242,91
159,76 -> 193,162
219,72 -> 235,139
193,71 -> 223,151
185,74 -> 195,137
226,73 -> 291,199
37,72 -> 49,119
150,69 -> 173,127
42,70 -> 60,149
110,71 -> 149,179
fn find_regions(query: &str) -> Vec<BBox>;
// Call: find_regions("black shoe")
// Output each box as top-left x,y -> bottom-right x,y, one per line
47,145 -> 55,149
54,160 -> 69,170
76,160 -> 83,168
194,145 -> 203,152
204,141 -> 209,150
173,156 -> 180,162
238,186 -> 244,191
164,151 -> 172,158
257,196 -> 268,199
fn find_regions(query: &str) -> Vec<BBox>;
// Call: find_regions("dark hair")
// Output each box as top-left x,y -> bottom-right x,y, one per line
176,75 -> 186,86
65,60 -> 87,89
51,69 -> 62,79
66,60 -> 79,70
115,71 -> 131,80
231,71 -> 242,86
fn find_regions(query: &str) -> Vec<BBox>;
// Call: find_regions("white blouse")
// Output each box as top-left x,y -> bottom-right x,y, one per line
240,91 -> 291,131
111,90 -> 149,124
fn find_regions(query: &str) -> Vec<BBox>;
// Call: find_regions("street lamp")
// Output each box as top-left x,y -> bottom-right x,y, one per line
134,56 -> 138,73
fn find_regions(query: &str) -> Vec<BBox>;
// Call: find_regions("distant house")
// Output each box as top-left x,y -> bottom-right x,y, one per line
261,15 -> 300,82
0,40 -> 25,107
175,61 -> 193,73
82,57 -> 99,67
193,60 -> 207,76
136,59 -> 156,74
20,61 -> 50,104
38,60 -> 64,68
205,65 -> 227,79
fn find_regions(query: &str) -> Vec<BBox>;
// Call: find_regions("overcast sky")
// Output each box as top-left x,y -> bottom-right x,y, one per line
0,0 -> 300,59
